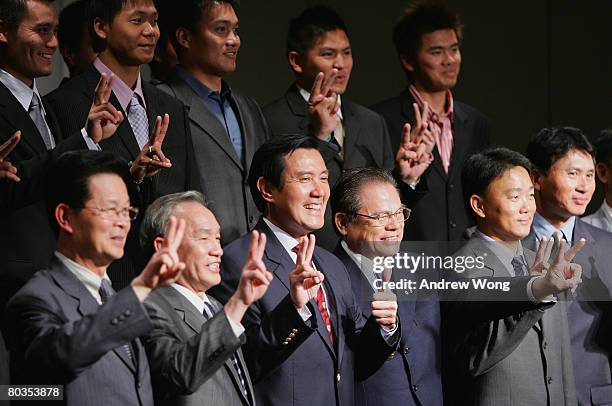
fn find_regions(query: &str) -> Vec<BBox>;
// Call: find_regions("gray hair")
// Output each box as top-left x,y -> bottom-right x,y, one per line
139,191 -> 207,251
330,167 -> 398,233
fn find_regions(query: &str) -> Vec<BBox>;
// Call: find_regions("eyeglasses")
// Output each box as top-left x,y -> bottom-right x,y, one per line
80,206 -> 140,221
352,206 -> 411,227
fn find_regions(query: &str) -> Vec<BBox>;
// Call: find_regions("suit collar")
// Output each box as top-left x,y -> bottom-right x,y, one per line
47,256 -> 100,316
167,70 -> 243,169
464,237 -> 511,277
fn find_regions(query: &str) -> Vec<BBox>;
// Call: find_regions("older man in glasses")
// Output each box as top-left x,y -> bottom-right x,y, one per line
330,167 -> 443,406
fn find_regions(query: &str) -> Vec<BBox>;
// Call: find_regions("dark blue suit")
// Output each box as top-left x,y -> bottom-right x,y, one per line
334,243 -> 443,406
524,218 -> 612,405
209,218 -> 398,406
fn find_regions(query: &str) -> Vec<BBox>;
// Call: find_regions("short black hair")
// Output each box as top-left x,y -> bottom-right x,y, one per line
158,0 -> 239,58
0,0 -> 55,33
46,151 -> 132,235
392,0 -> 462,82
462,147 -> 533,212
248,135 -> 321,213
330,167 -> 398,234
286,5 -> 347,57
595,128 -> 612,166
525,127 -> 595,175
87,0 -> 155,53
58,0 -> 87,54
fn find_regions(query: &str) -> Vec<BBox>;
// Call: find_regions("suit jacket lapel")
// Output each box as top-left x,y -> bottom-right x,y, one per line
447,104 -> 471,182
341,101 -> 362,165
467,238 -> 512,277
168,73 -> 243,169
82,66 -> 141,159
285,85 -> 310,131
0,81 -> 48,153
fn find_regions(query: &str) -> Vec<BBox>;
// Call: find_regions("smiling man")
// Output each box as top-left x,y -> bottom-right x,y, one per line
155,0 -> 269,246
524,127 -> 612,406
211,135 -> 401,406
45,0 -> 201,289
372,0 -> 492,242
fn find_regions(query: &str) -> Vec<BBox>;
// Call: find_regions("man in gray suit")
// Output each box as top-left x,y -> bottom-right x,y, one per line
156,0 -> 269,246
140,191 -> 273,406
4,150 -> 186,406
583,129 -> 612,232
443,148 -> 583,406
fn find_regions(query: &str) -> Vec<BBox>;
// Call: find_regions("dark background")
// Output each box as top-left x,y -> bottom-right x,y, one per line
44,0 -> 612,209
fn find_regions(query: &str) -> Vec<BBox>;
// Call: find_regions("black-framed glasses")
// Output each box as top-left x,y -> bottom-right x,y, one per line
80,206 -> 140,221
353,206 -> 411,227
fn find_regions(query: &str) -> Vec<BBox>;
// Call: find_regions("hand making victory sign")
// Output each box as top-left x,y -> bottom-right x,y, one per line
307,69 -> 341,140
395,102 -> 435,184
85,73 -> 124,143
235,230 -> 273,305
289,234 -> 325,310
129,113 -> 173,182
531,236 -> 585,299
0,131 -> 21,182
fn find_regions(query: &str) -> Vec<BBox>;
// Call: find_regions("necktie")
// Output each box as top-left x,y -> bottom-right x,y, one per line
127,94 -> 150,149
511,254 -> 527,276
333,115 -> 344,160
99,279 -> 135,365
203,301 -> 249,399
292,244 -> 334,344
28,93 -> 54,150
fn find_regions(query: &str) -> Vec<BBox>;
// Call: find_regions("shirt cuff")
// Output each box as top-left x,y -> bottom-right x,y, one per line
296,305 -> 312,321
81,128 -> 102,151
226,314 -> 246,338
527,276 -> 557,303
380,324 -> 399,343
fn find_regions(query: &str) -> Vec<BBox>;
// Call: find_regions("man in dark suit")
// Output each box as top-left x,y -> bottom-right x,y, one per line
371,1 -> 492,242
0,0 -> 124,313
45,0 -> 201,288
263,5 -> 433,251
139,191 -> 274,406
211,136 -> 401,406
156,0 -> 269,246
444,147 -> 583,405
330,167 -> 443,406
4,150 -> 187,406
523,127 -> 612,406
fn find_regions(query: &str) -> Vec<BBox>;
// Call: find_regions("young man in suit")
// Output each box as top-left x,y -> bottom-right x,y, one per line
445,147 -> 583,405
156,0 -> 269,246
583,129 -> 612,232
331,167 -> 443,406
371,1 -> 492,242
0,0 -> 124,312
524,127 -> 612,406
211,135 -> 401,406
4,150 -> 186,406
45,0 -> 201,288
139,191 -> 273,406
263,5 -> 434,251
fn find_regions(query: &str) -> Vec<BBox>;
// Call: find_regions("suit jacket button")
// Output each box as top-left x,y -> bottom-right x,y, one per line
542,341 -> 547,349
336,373 -> 341,382
111,318 -> 118,325
404,347 -> 411,354
547,377 -> 553,384
249,215 -> 254,223
292,328 -> 298,333
450,221 -> 457,228
412,384 -> 419,392
118,315 -> 126,321
124,310 -> 132,317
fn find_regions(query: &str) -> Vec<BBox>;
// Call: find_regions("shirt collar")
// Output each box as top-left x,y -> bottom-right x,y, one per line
93,57 -> 145,111
532,211 -> 575,243
176,66 -> 232,101
262,217 -> 302,263
0,68 -> 43,112
473,228 -> 525,272
54,251 -> 111,305
408,84 -> 454,122
170,283 -> 214,315
600,200 -> 612,224
340,239 -> 379,286
297,83 -> 343,121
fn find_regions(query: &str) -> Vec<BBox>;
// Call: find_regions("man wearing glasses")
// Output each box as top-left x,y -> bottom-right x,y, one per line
330,167 -> 443,406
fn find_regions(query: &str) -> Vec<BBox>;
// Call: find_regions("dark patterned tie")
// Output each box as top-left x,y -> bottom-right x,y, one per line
99,279 -> 135,365
511,254 -> 527,276
28,93 -> 54,150
203,301 -> 249,399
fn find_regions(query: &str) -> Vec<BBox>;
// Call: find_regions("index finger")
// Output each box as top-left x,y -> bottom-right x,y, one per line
309,72 -> 325,99
320,68 -> 338,97
152,114 -> 170,146
400,123 -> 411,148
0,131 -> 21,160
552,239 -> 566,265
170,218 -> 186,252
413,103 -> 422,135
164,216 -> 178,248
257,232 -> 267,260
564,238 -> 586,262
248,230 -> 260,261
304,234 -> 316,266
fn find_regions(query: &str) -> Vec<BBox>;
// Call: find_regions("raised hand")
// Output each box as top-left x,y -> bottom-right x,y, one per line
532,238 -> 585,299
133,216 -> 186,295
235,230 -> 273,305
289,234 -> 325,310
371,298 -> 398,331
85,73 -> 124,143
395,122 -> 434,184
412,102 -> 436,157
530,236 -> 555,275
129,114 -> 172,181
0,131 -> 21,182
307,70 -> 340,140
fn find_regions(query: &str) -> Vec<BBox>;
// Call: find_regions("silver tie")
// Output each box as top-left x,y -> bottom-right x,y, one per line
28,93 -> 54,150
127,94 -> 149,149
